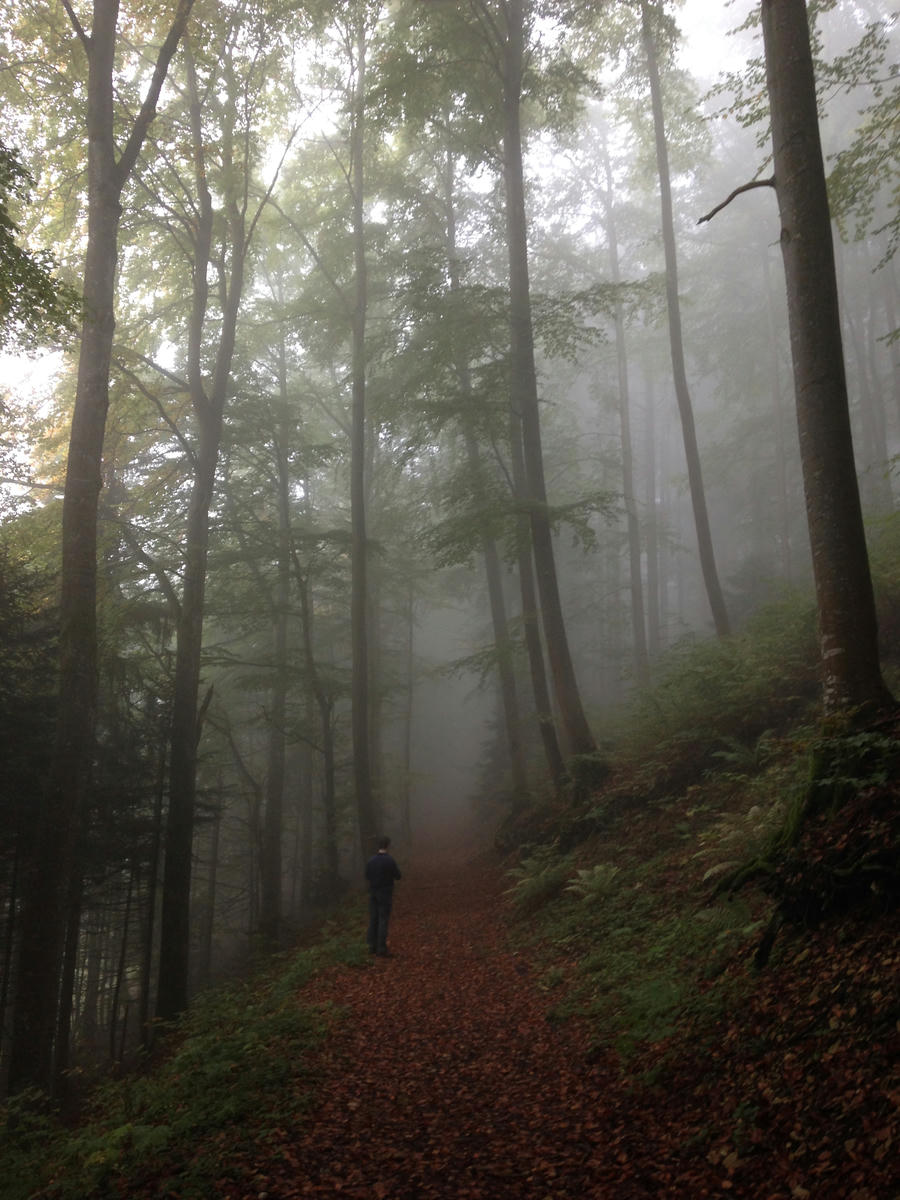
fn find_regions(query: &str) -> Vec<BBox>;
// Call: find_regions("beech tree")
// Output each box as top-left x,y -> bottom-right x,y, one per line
8,0 -> 194,1094
759,0 -> 892,715
639,0 -> 730,638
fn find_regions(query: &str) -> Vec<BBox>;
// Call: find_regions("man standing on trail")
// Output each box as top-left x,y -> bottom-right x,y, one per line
366,836 -> 402,957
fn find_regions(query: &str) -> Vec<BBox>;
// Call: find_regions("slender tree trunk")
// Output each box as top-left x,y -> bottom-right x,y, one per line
644,373 -> 661,656
641,0 -> 730,638
109,865 -> 134,1063
199,809 -> 219,989
294,566 -> 340,892
880,264 -> 900,430
54,870 -> 83,1087
501,0 -> 596,757
157,47 -> 246,1022
602,145 -> 650,685
7,0 -> 192,1095
760,0 -> 892,714
349,15 -> 377,857
442,145 -> 529,803
401,581 -> 415,844
259,404 -> 291,946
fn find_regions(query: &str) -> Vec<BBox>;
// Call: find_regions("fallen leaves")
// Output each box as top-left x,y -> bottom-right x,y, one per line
119,844 -> 898,1200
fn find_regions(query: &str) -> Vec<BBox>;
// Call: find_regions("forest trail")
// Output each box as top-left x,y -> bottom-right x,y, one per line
217,851 -> 640,1200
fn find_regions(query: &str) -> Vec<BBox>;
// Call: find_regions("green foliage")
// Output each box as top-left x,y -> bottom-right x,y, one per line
0,921 -> 368,1200
621,587 -> 820,767
505,844 -> 572,913
539,865 -> 757,1058
808,729 -> 898,814
0,142 -> 79,352
565,863 -> 621,903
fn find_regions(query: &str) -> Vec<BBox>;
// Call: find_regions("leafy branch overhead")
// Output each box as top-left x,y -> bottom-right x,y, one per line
0,144 -> 79,353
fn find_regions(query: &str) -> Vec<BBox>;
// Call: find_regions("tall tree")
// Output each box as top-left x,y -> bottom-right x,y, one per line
156,18 -> 289,1020
600,137 -> 650,685
495,0 -> 597,756
640,0 -> 730,638
8,0 -> 193,1094
760,0 -> 892,714
348,4 -> 379,856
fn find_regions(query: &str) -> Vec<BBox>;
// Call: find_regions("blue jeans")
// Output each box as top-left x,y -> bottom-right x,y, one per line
367,887 -> 393,954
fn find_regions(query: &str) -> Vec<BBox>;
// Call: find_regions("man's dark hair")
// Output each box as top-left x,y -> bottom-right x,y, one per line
378,836 -> 391,850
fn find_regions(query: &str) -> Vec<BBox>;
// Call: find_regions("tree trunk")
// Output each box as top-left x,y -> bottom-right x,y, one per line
349,15 -> 377,857
602,145 -> 650,686
198,807 -> 219,990
442,144 -> 530,803
760,0 -> 892,714
761,247 -> 794,580
641,0 -> 730,638
7,0 -> 193,1093
157,46 -> 245,1022
508,404 -> 567,786
644,372 -> 661,656
259,406 -> 292,946
401,580 -> 415,844
501,0 -> 596,758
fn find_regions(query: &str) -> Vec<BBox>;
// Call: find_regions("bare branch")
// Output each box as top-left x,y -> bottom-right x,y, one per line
117,364 -> 196,469
697,177 -> 776,225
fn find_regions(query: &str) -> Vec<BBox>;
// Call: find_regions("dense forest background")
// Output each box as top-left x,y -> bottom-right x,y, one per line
0,0 -> 897,1099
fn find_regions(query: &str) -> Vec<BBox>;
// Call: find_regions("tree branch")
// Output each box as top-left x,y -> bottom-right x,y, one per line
60,0 -> 90,54
697,177 -> 776,224
117,0 -> 196,185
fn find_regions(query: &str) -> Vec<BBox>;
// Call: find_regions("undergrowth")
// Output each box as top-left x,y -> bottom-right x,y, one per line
0,910 -> 369,1200
502,528 -> 900,1060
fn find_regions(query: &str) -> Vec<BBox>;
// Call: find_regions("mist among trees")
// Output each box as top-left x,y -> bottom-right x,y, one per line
0,0 -> 897,1100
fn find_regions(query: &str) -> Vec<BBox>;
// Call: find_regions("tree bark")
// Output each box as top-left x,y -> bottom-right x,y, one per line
156,44 -> 246,1022
508,404 -> 567,786
760,0 -> 892,714
501,0 -> 596,758
641,0 -> 730,638
259,429 -> 290,946
349,13 -> 377,857
602,144 -> 650,685
8,0 -> 193,1093
442,144 -> 530,803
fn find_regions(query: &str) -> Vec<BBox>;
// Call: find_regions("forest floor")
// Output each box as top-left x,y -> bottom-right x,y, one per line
178,843 -> 898,1200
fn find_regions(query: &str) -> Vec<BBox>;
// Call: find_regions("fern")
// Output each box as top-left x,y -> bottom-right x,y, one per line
565,864 -> 621,903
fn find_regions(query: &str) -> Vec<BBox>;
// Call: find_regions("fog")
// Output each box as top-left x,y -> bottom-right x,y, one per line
0,0 -> 897,1035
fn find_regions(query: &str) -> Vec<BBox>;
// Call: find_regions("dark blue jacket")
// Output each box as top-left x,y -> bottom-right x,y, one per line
365,850 -> 401,891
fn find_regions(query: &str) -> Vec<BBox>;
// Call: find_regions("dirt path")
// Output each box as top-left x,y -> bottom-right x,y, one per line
228,853 -> 641,1200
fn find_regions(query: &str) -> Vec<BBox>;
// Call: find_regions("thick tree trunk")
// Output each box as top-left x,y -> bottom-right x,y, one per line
501,0 -> 596,758
509,404 -> 567,787
8,0 -> 193,1093
761,247 -> 793,580
761,0 -> 892,714
641,0 -> 730,638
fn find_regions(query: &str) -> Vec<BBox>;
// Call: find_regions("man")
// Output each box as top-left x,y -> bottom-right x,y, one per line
365,836 -> 402,957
